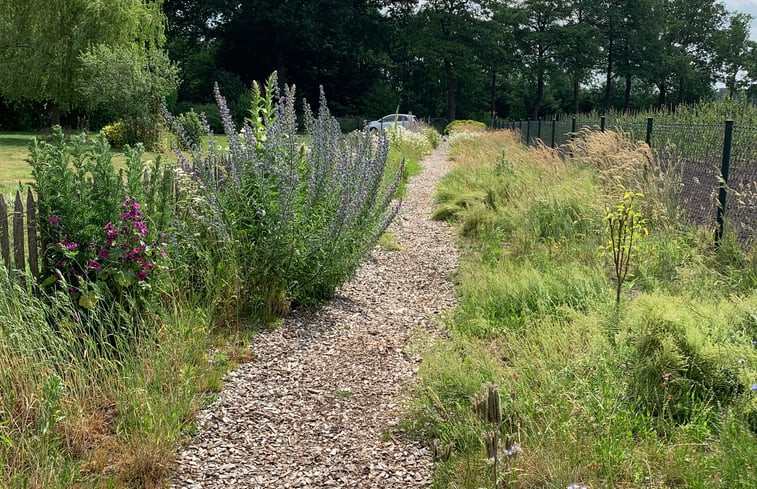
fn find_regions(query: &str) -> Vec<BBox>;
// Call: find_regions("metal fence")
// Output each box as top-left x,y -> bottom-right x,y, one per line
494,116 -> 757,244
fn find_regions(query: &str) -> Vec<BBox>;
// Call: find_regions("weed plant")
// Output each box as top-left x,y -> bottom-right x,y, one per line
408,129 -> 757,488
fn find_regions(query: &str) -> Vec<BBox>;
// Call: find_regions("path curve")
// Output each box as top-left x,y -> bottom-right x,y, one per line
172,142 -> 458,488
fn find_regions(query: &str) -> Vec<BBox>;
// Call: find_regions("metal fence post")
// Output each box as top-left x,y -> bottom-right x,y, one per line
526,120 -> 531,145
715,119 -> 734,246
551,118 -> 556,148
571,117 -> 577,141
600,115 -> 606,132
645,117 -> 653,146
537,118 -> 542,142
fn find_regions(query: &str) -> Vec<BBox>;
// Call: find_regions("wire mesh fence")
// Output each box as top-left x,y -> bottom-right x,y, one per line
496,117 -> 756,244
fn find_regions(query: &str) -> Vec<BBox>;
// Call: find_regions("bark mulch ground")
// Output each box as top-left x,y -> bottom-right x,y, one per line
172,142 -> 458,488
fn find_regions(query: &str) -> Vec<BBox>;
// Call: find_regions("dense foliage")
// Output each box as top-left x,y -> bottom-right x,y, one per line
160,0 -> 757,124
2,0 -> 754,130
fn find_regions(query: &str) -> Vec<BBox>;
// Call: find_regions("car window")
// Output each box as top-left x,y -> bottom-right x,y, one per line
381,115 -> 394,123
398,115 -> 407,122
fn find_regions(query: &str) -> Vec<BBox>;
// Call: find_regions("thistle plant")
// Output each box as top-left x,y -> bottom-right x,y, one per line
605,191 -> 647,306
473,383 -> 519,488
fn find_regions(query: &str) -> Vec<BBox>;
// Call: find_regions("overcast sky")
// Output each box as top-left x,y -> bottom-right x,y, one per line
724,0 -> 757,38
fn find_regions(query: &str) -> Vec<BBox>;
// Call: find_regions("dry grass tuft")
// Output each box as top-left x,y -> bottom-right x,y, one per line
568,128 -> 682,225
114,435 -> 173,489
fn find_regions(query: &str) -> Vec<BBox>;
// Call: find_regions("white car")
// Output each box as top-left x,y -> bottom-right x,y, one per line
367,114 -> 418,132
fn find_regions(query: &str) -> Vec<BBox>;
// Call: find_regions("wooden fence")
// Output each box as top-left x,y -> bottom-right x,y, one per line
0,188 -> 39,282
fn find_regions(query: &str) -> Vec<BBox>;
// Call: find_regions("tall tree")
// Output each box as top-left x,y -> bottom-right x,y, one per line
557,0 -> 602,114
505,0 -> 569,119
413,0 -> 487,120
0,0 -> 169,122
716,12 -> 754,98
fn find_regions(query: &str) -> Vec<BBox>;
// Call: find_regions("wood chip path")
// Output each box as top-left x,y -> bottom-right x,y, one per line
172,142 -> 458,488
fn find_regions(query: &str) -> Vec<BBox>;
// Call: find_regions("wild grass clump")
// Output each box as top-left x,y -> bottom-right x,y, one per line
568,128 -> 682,227
408,130 -> 757,488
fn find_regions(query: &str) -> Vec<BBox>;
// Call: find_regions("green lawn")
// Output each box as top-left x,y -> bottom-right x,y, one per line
0,131 -> 227,196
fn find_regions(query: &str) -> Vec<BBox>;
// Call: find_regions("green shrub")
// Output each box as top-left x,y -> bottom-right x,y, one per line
167,78 -> 404,322
29,127 -> 173,347
176,109 -> 204,149
174,102 -> 223,133
445,119 -> 487,134
101,120 -> 128,148
620,293 -> 755,423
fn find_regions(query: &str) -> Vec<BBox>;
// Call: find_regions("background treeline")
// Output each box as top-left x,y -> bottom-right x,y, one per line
2,0 -> 757,130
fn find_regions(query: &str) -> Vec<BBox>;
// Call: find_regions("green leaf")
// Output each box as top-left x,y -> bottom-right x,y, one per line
78,291 -> 99,310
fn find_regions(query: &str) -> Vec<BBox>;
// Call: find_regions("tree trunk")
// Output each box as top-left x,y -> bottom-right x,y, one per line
531,43 -> 546,120
624,74 -> 632,113
47,101 -> 60,127
275,45 -> 287,91
657,82 -> 666,108
604,36 -> 613,111
677,75 -> 685,106
490,69 -> 496,124
445,59 -> 456,121
531,68 -> 544,120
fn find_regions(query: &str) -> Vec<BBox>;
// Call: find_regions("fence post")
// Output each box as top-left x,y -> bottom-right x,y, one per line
537,118 -> 542,142
571,117 -> 577,141
600,115 -> 606,132
526,120 -> 531,145
551,118 -> 556,148
27,188 -> 38,280
13,191 -> 25,285
715,119 -> 734,246
0,195 -> 8,268
645,117 -> 653,146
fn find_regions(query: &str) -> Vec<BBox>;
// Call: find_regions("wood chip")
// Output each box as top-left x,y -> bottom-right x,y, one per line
171,142 -> 458,488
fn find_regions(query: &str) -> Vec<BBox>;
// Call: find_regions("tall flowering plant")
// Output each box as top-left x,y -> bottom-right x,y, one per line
44,198 -> 166,310
167,73 -> 403,320
30,127 -> 169,339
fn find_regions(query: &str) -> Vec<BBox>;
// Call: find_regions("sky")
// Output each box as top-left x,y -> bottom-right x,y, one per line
724,0 -> 757,39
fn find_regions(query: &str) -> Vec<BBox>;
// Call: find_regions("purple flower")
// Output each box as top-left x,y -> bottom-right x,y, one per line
503,443 -> 521,457
136,270 -> 148,281
48,215 -> 61,226
63,241 -> 79,251
88,260 -> 102,271
98,249 -> 109,260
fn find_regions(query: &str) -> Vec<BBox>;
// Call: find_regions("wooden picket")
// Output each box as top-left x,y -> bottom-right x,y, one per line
0,189 -> 39,281
0,165 -> 177,284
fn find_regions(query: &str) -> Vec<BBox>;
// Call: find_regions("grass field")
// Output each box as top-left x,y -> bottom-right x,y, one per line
406,129 -> 757,488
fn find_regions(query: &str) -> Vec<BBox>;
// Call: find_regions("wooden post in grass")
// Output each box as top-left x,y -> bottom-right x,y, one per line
26,188 -> 38,280
13,191 -> 25,286
645,117 -> 653,146
0,195 -> 9,268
